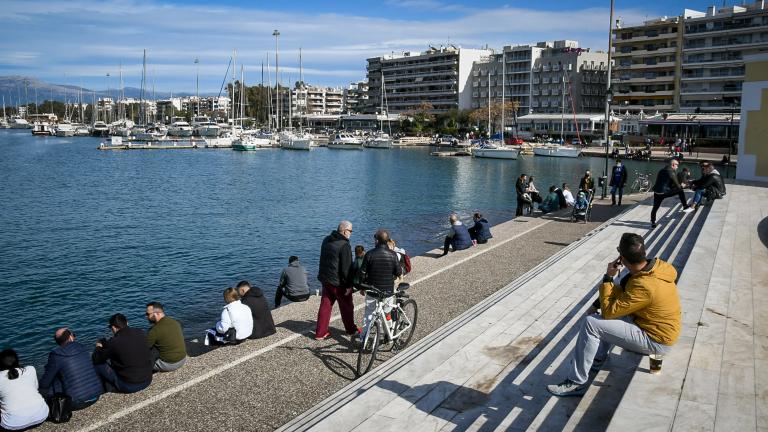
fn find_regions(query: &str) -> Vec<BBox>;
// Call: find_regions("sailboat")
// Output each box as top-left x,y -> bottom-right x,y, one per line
281,48 -> 312,150
533,70 -> 581,158
233,60 -> 270,151
364,71 -> 393,149
473,53 -> 519,160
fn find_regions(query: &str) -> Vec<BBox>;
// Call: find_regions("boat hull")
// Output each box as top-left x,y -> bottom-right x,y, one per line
281,139 -> 312,150
532,147 -> 581,158
472,147 -> 519,159
364,138 -> 392,149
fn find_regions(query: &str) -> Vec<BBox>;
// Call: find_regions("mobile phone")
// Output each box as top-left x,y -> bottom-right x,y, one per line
612,257 -> 622,269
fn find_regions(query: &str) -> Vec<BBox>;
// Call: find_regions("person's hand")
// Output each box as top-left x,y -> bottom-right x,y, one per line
585,306 -> 598,316
95,342 -> 103,349
606,257 -> 621,278
345,288 -> 353,296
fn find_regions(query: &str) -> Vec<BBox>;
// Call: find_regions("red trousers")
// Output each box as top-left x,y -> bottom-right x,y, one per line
315,281 -> 357,336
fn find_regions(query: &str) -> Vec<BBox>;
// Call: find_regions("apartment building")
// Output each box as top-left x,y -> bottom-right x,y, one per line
469,43 -> 546,115
531,42 -> 609,114
342,81 -> 368,114
291,85 -> 344,116
612,16 -> 682,113
366,45 -> 492,114
680,2 -> 768,112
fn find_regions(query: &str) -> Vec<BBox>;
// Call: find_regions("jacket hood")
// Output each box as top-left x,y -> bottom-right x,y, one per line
638,258 -> 677,283
330,230 -> 349,242
289,261 -> 302,268
245,286 -> 265,297
53,341 -> 89,357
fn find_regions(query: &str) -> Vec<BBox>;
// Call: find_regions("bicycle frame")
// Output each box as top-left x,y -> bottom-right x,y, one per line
363,296 -> 412,347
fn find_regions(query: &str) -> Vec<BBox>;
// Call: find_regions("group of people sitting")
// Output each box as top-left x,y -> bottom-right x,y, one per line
441,212 -> 493,256
515,172 -> 595,216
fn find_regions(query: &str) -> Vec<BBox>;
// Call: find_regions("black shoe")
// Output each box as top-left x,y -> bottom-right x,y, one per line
651,222 -> 657,228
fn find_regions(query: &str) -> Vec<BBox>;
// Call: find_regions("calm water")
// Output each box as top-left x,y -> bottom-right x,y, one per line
0,130 -> 681,368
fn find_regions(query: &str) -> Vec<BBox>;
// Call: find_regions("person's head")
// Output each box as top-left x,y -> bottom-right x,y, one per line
145,302 -> 165,324
681,167 -> 690,174
669,158 -> 680,170
473,212 -> 483,221
224,287 -> 240,304
562,183 -> 569,190
338,220 -> 353,239
288,256 -> 299,265
0,349 -> 21,380
549,185 -> 556,193
235,281 -> 251,297
700,161 -> 712,174
585,170 -> 591,178
374,229 -> 390,246
54,328 -> 75,346
528,176 -> 535,183
617,233 -> 647,267
519,173 -> 527,181
108,313 -> 128,334
354,245 -> 365,257
615,158 -> 622,166
449,213 -> 459,224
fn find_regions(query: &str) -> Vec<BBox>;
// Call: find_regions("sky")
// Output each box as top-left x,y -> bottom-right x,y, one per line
0,0 -> 730,93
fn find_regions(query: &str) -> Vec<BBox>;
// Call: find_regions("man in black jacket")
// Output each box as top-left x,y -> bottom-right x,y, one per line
359,229 -> 402,338
515,174 -> 528,216
237,280 -> 276,339
92,313 -> 153,394
315,220 -> 359,341
689,162 -> 726,208
39,328 -> 103,410
650,158 -> 692,228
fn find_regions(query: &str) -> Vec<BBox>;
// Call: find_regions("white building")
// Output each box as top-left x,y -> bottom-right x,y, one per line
366,45 -> 493,114
292,86 -> 343,116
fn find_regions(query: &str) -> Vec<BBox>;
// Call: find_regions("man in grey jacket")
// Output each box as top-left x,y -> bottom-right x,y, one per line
275,256 -> 311,307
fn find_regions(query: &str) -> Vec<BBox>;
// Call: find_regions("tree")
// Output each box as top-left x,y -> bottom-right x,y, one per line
404,102 -> 435,135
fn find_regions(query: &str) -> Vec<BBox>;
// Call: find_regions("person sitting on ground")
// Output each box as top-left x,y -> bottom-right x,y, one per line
441,213 -> 473,256
547,233 -> 681,397
688,162 -> 726,209
515,174 -> 529,216
562,183 -> 575,207
352,245 -> 366,288
39,328 -> 103,410
275,256 -> 311,308
238,281 -> 276,339
650,158 -> 692,228
468,212 -> 493,244
539,186 -> 560,214
0,349 -> 49,431
146,302 -> 188,372
387,238 -> 408,278
578,170 -> 595,195
574,191 -> 589,213
92,313 -> 153,394
359,229 -> 402,339
676,166 -> 691,186
554,185 -> 567,209
205,287 -> 254,345
526,176 -> 543,205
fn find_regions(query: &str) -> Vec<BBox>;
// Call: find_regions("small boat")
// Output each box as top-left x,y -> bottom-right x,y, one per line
532,145 -> 581,158
74,125 -> 91,136
232,131 -> 271,151
168,120 -> 194,137
192,116 -> 220,137
9,116 -> 31,129
280,130 -> 312,150
31,122 -> 53,136
364,131 -> 393,149
328,132 -> 363,150
54,122 -> 75,137
132,124 -> 167,141
472,141 -> 519,159
91,121 -> 110,137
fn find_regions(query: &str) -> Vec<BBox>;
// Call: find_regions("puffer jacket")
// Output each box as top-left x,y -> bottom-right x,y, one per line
39,341 -> 103,404
599,258 -> 681,345
317,230 -> 353,288
360,245 -> 402,296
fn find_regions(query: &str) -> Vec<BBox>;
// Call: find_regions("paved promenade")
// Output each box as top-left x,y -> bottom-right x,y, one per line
279,184 -> 767,432
38,198 -> 634,431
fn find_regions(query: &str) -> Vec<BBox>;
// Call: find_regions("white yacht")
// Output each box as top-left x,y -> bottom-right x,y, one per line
328,132 -> 363,150
9,116 -> 31,129
364,131 -> 393,149
132,124 -> 167,141
472,141 -> 520,159
91,121 -> 110,137
54,122 -> 75,137
168,120 -> 194,137
192,116 -> 220,137
31,122 -> 53,136
74,125 -> 91,136
532,145 -> 581,158
280,130 -> 312,150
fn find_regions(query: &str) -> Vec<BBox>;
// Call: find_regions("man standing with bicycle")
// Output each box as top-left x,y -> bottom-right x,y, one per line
359,229 -> 402,342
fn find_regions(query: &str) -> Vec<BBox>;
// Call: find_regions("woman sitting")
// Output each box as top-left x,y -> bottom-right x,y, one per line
526,176 -> 543,205
539,186 -> 561,214
205,287 -> 254,345
0,349 -> 49,431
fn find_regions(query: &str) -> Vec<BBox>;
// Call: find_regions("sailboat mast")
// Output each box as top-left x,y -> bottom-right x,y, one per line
240,65 -> 244,126
561,71 -> 565,143
299,47 -> 303,132
501,51 -> 505,144
487,67 -> 491,137
231,49 -> 236,128
266,54 -> 272,130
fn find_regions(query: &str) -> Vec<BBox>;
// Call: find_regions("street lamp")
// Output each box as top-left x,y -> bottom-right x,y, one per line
725,97 -> 736,178
273,29 -> 280,130
194,57 -> 199,116
602,0 -> 615,200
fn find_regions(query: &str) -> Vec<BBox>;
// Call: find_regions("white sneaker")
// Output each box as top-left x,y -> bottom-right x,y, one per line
682,206 -> 695,213
546,379 -> 587,397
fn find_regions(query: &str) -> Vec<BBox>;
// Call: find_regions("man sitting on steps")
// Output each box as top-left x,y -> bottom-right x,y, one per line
547,233 -> 681,397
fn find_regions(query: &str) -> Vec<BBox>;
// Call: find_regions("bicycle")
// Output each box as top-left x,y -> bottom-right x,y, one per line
630,171 -> 652,194
356,282 -> 418,377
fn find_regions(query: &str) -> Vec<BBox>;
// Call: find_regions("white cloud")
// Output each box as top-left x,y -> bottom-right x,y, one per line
0,0 -> 649,91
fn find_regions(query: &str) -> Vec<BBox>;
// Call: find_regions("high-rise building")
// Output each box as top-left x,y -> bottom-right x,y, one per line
366,45 -> 492,114
291,85 -> 344,116
342,81 -> 368,114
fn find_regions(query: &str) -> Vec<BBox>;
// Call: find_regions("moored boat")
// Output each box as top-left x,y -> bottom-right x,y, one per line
54,122 -> 75,137
532,145 -> 581,158
472,142 -> 519,159
328,132 -> 363,150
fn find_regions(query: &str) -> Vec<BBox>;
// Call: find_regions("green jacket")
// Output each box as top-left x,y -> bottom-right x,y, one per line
147,316 -> 187,363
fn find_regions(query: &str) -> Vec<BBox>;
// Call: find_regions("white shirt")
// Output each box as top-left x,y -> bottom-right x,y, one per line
216,300 -> 254,340
563,189 -> 575,206
0,366 -> 49,430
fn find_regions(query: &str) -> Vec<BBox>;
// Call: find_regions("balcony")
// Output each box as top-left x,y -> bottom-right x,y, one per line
553,64 -> 561,72
613,46 -> 677,58
680,74 -> 745,82
542,66 -> 551,72
684,40 -> 768,53
613,31 -> 678,43
617,76 -> 675,84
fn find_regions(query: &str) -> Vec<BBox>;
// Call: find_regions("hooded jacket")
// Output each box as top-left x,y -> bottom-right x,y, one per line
599,258 -> 681,345
317,230 -> 353,288
39,341 -> 103,404
240,286 -> 277,339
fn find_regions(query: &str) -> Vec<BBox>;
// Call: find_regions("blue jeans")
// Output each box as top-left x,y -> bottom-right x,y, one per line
95,363 -> 151,394
692,189 -> 704,205
610,185 -> 623,204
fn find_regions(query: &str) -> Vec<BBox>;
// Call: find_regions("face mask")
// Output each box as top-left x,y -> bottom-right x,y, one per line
617,163 -> 622,167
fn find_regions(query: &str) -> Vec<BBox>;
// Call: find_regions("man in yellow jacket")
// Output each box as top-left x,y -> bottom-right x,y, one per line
547,232 -> 681,397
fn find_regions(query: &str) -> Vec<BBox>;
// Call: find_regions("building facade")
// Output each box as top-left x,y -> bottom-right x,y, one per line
342,81 -> 368,114
291,86 -> 344,116
366,45 -> 492,114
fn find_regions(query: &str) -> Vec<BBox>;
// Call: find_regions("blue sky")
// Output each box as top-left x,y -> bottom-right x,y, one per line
0,0 -> 727,93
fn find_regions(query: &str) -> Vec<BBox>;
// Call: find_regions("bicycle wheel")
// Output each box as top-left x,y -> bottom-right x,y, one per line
357,320 -> 380,377
392,299 -> 418,352
639,180 -> 651,193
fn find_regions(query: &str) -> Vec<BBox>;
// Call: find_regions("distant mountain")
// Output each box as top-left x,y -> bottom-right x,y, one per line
0,76 -> 216,105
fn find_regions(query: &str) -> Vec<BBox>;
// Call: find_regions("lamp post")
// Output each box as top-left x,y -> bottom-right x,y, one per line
726,98 -> 736,178
194,57 -> 199,116
273,29 -> 281,131
602,0 -> 615,200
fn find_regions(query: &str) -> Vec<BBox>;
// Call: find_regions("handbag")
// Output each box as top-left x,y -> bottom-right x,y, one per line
48,393 -> 72,423
224,307 -> 238,343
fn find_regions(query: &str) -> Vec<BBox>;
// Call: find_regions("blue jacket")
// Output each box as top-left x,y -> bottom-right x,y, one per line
469,219 -> 493,243
39,341 -> 103,404
450,223 -> 473,251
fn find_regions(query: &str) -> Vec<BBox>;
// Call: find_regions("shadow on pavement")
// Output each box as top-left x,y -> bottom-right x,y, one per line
277,319 -> 317,336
